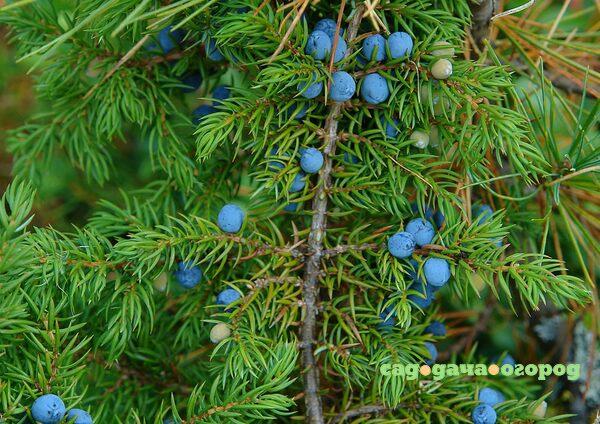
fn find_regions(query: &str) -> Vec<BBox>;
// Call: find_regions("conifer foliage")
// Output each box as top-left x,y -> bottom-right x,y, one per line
0,1 -> 598,423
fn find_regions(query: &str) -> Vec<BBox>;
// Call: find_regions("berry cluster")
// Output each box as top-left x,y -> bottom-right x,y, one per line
381,206 -> 449,364
31,394 -> 92,424
471,387 -> 506,424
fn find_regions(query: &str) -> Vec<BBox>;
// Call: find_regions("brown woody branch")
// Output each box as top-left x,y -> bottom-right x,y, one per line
300,5 -> 365,424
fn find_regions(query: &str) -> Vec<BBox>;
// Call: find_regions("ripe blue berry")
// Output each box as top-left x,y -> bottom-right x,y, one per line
362,34 -> 386,61
314,18 -> 342,40
181,73 -> 202,93
174,261 -> 202,289
330,71 -> 356,102
305,30 -> 331,60
380,116 -> 399,138
192,105 -> 216,124
217,204 -> 245,233
332,36 -> 348,63
343,152 -> 359,164
298,76 -> 323,99
425,320 -> 446,337
206,38 -> 224,61
423,258 -> 450,287
216,288 -> 241,306
360,73 -> 389,104
388,31 -> 413,59
291,104 -> 308,120
433,210 -> 445,229
290,172 -> 306,193
411,203 -> 434,220
424,342 -> 437,365
66,409 -> 93,424
471,404 -> 497,424
158,26 -> 185,54
300,147 -> 324,174
379,305 -> 396,329
269,147 -> 287,171
473,204 -> 494,223
212,86 -> 230,104
406,218 -> 435,247
408,281 -> 437,309
31,394 -> 66,424
479,388 -> 505,407
500,354 -> 516,366
387,232 -> 415,259
284,203 -> 299,212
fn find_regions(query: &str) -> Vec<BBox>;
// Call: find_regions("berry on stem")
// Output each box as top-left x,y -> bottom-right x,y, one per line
431,40 -> 455,57
290,172 -> 306,193
431,59 -> 453,80
217,204 -> 245,233
210,323 -> 231,343
471,404 -> 497,424
388,32 -> 413,59
332,36 -> 347,63
305,30 -> 331,61
424,342 -> 438,365
181,73 -> 202,93
360,73 -> 389,104
206,38 -> 224,61
423,258 -> 451,287
212,85 -> 230,104
378,305 -> 396,329
192,105 -> 216,124
410,130 -> 429,149
300,147 -> 324,174
380,116 -> 399,138
174,261 -> 202,289
31,394 -> 66,424
216,288 -> 241,306
408,281 -> 437,309
387,232 -> 415,258
362,34 -> 386,61
314,18 -> 342,40
330,71 -> 356,102
158,26 -> 185,54
478,388 -> 505,407
298,75 -> 323,99
425,320 -> 446,337
406,218 -> 435,247
66,409 -> 93,424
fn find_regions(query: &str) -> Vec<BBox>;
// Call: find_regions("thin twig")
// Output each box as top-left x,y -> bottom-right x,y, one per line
268,0 -> 310,63
84,34 -> 150,99
300,6 -> 365,424
331,404 -> 391,423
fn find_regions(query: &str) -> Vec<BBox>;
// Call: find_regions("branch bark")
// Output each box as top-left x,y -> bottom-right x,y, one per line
331,404 -> 390,423
300,5 -> 365,423
469,0 -> 497,50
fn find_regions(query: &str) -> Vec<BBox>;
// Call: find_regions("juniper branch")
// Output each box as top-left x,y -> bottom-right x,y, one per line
300,5 -> 365,423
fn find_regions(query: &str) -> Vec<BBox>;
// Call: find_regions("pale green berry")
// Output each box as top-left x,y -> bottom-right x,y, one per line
153,272 -> 168,292
210,323 -> 231,343
430,126 -> 440,147
431,41 -> 455,57
431,59 -> 453,80
410,130 -> 429,149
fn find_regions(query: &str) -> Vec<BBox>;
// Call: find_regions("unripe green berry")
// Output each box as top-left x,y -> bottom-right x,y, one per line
410,130 -> 429,149
210,323 -> 231,343
431,41 -> 455,58
431,59 -> 453,80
